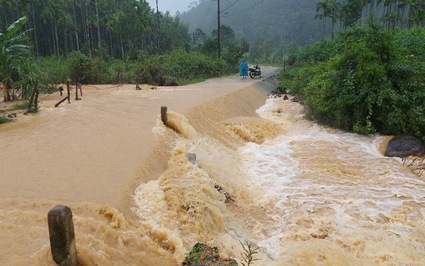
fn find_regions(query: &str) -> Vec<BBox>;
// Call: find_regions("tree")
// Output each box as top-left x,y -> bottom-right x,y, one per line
0,16 -> 33,102
340,0 -> 363,28
192,28 -> 206,45
316,0 -> 340,39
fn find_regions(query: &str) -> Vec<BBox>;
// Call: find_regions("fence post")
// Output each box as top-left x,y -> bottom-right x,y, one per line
48,205 -> 78,266
66,80 -> 71,103
34,87 -> 39,112
188,153 -> 196,164
75,83 -> 82,100
161,106 -> 167,126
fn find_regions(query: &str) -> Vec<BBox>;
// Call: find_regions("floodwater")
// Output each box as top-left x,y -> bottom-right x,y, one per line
1,67 -> 424,265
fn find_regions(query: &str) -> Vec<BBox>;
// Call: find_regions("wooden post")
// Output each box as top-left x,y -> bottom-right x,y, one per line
188,153 -> 196,164
34,88 -> 39,112
55,96 -> 70,107
48,205 -> 78,266
161,106 -> 167,126
66,80 -> 71,103
75,83 -> 82,100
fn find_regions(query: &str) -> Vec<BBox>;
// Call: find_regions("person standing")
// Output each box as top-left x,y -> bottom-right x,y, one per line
239,59 -> 248,79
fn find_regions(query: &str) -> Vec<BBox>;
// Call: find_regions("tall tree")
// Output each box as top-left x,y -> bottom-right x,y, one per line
316,0 -> 340,39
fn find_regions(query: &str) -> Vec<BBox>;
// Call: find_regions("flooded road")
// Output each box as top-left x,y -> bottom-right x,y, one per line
1,66 -> 424,265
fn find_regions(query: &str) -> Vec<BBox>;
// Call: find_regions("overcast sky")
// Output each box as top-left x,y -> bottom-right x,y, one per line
145,0 -> 196,15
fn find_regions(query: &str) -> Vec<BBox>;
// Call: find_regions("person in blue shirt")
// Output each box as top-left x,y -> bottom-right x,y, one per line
238,59 -> 248,79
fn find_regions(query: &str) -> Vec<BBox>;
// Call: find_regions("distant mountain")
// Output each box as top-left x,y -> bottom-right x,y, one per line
179,0 -> 327,49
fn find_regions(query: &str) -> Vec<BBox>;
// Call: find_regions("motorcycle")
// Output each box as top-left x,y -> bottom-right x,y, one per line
249,64 -> 262,78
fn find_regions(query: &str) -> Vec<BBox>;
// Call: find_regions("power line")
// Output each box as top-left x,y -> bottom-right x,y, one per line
200,0 -> 266,34
222,0 -> 240,13
206,0 -> 239,33
227,0 -> 266,16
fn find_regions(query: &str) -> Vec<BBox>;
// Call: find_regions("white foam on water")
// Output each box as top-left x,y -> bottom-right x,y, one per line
237,96 -> 425,264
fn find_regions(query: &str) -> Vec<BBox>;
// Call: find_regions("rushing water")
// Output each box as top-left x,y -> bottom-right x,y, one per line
131,94 -> 425,265
1,73 -> 424,265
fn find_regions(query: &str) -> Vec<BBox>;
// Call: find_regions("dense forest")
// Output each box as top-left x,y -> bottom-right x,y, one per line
180,0 -> 326,62
181,0 -> 425,62
0,0 -> 189,58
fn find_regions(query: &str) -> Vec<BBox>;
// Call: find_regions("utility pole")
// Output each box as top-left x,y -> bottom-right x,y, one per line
217,0 -> 221,60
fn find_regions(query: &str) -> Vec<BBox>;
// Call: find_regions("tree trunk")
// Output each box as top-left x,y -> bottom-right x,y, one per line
64,29 -> 68,55
95,0 -> 101,49
73,3 -> 80,51
109,31 -> 113,57
51,20 -> 57,56
120,34 -> 124,61
32,7 -> 40,58
3,80 -> 12,102
55,22 -> 60,57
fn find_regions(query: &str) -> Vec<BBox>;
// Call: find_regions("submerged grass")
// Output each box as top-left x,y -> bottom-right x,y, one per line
0,116 -> 12,124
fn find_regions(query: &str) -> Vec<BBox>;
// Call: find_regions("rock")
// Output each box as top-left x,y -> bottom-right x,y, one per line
291,96 -> 304,104
269,89 -> 284,98
165,81 -> 178,86
283,95 -> 289,100
385,135 -> 425,158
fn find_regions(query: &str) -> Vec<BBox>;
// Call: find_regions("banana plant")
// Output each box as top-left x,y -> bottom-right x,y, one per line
0,16 -> 32,102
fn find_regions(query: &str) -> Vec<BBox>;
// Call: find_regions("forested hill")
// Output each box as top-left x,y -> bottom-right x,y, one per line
0,0 -> 189,59
179,0 -> 327,50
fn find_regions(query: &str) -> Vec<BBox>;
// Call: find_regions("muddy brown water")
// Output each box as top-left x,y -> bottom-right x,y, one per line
1,67 -> 424,265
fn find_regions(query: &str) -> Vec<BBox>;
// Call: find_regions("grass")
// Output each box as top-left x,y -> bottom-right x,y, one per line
0,116 -> 12,124
11,100 -> 29,110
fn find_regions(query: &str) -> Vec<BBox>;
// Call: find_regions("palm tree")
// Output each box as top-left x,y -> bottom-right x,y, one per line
0,16 -> 32,102
316,0 -> 331,34
316,0 -> 341,39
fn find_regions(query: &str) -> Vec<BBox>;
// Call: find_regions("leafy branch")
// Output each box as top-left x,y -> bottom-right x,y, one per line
240,241 -> 260,266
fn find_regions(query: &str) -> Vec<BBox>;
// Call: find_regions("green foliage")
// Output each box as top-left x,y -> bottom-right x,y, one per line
279,25 -> 425,142
0,16 -> 38,101
195,25 -> 249,66
183,242 -> 238,266
133,50 -> 230,85
65,51 -> 91,83
305,25 -> 394,134
65,51 -> 113,84
11,100 -> 29,110
240,241 -> 260,266
0,0 -> 191,59
38,56 -> 67,85
181,0 -> 327,55
0,116 -> 12,124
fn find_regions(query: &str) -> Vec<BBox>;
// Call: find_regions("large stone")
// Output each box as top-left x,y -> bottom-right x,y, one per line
48,205 -> 78,266
385,135 -> 425,158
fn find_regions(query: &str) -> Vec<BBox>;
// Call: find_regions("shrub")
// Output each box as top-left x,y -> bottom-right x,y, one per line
279,25 -> 425,142
0,116 -> 12,124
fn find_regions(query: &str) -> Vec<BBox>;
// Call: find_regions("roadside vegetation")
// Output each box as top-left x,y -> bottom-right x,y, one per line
274,0 -> 424,142
278,23 -> 425,142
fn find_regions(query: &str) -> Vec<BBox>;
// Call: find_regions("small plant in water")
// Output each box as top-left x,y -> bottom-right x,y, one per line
0,116 -> 12,124
182,242 -> 238,266
240,241 -> 260,266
